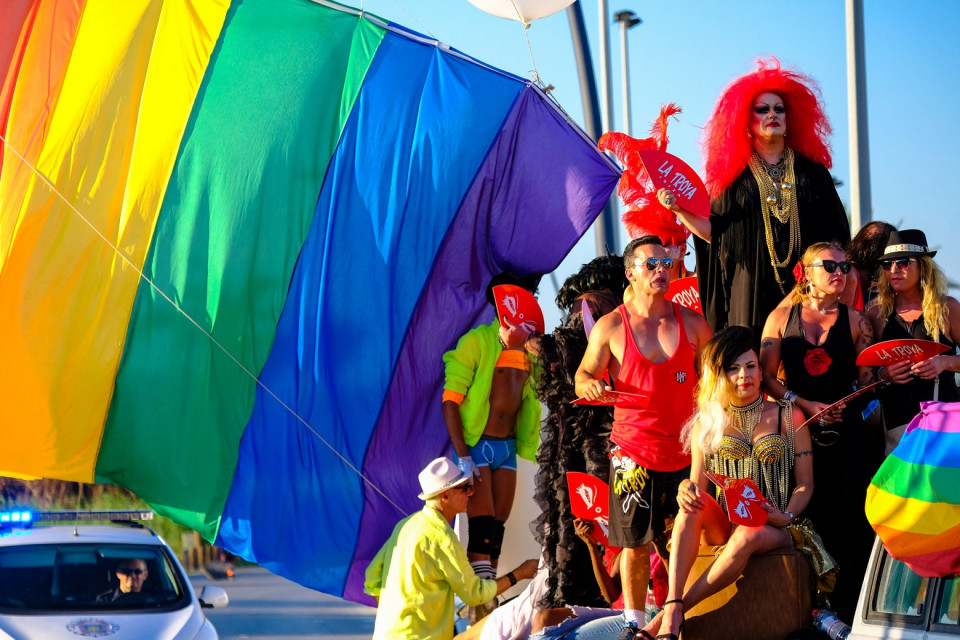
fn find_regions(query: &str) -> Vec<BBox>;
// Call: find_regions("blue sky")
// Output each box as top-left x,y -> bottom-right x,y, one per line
360,0 -> 960,326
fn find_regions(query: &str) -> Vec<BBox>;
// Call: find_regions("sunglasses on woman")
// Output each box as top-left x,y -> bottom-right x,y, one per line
810,260 -> 852,274
880,257 -> 917,271
641,257 -> 674,271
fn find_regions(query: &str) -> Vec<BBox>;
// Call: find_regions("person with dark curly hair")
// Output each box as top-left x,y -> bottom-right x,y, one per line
533,256 -> 628,610
658,58 -> 850,339
844,220 -> 896,310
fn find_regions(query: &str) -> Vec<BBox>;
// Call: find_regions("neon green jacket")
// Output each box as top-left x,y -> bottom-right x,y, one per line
364,507 -> 497,639
442,320 -> 541,461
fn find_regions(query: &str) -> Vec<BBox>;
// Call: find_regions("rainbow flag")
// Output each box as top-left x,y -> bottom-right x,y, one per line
866,401 -> 960,577
0,0 -> 618,601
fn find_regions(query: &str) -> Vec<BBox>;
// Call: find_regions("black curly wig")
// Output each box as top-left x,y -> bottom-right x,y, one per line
533,255 -> 627,609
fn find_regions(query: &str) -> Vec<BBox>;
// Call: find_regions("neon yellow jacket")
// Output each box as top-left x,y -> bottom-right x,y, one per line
442,320 -> 541,461
364,507 -> 497,639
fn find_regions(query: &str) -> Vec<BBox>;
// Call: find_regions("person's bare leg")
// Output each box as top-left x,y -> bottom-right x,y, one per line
655,524 -> 789,637
621,544 -> 651,616
642,496 -> 730,637
490,468 -> 517,572
466,465 -> 494,564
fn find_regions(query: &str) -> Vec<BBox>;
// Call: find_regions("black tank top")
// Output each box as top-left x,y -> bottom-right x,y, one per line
880,312 -> 959,427
780,303 -> 856,405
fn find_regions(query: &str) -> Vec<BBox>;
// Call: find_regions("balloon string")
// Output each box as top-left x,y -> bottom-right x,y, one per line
0,133 -> 408,518
506,0 -> 542,87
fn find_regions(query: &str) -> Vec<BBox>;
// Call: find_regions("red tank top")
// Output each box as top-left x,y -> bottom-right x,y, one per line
611,303 -> 697,471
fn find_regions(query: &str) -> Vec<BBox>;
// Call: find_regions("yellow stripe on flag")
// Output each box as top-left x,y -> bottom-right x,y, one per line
866,484 -> 960,536
0,0 -> 229,481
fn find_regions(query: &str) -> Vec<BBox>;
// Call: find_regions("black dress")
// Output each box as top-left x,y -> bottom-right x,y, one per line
780,303 -> 872,622
879,311 -> 960,428
694,153 -> 850,338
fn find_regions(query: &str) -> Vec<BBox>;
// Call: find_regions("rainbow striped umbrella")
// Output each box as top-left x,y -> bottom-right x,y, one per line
0,0 -> 618,601
866,401 -> 960,577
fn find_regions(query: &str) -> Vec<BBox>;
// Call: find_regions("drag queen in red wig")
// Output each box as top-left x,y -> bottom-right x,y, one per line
659,58 -> 849,337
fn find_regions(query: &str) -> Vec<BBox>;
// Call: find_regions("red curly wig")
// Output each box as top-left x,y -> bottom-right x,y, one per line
702,57 -> 833,198
599,104 -> 691,247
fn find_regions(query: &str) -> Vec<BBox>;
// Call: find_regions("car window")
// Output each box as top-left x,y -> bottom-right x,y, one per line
873,552 -> 929,617
937,575 -> 960,626
0,543 -> 188,613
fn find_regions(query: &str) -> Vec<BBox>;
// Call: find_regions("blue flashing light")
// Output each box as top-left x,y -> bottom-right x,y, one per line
0,510 -> 34,528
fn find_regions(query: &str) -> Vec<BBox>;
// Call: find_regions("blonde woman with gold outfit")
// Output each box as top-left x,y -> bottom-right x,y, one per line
640,327 -> 817,640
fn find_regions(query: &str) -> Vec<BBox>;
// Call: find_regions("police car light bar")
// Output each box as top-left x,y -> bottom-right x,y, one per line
0,510 -> 33,524
0,509 -> 154,529
36,510 -> 155,522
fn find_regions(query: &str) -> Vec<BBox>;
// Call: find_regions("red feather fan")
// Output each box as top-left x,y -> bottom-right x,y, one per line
598,104 -> 691,247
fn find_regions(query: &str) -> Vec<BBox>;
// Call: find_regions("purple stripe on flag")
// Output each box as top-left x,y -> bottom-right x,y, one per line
913,401 -> 960,433
343,87 -> 618,602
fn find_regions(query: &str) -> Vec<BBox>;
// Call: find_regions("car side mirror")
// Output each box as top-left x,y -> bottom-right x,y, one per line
198,585 -> 229,609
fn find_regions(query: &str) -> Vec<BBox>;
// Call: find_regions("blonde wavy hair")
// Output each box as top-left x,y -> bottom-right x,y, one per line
682,326 -> 757,456
875,255 -> 950,340
789,241 -> 846,305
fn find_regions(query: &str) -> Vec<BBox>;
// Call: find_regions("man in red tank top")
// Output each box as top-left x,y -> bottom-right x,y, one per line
576,236 -> 712,639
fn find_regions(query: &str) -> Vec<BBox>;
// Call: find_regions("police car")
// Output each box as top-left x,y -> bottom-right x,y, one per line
850,536 -> 960,639
0,509 -> 228,639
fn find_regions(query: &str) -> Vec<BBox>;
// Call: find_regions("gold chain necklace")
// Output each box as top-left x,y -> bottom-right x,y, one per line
749,148 -> 801,293
728,395 -> 764,441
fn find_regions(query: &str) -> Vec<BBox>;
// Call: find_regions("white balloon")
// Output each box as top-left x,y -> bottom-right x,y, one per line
466,0 -> 576,22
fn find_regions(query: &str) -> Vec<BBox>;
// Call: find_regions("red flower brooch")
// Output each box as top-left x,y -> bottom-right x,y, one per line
803,348 -> 832,376
792,262 -> 806,284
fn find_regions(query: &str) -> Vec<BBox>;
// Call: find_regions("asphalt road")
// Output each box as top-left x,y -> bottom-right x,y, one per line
191,566 -> 376,639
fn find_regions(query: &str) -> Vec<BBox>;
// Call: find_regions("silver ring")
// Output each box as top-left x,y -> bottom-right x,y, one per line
819,417 -> 825,427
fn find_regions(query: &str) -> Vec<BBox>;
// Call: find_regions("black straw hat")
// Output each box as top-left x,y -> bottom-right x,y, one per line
883,229 -> 937,260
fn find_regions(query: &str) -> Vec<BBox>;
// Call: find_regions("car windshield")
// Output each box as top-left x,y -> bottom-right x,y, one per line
0,542 -> 188,613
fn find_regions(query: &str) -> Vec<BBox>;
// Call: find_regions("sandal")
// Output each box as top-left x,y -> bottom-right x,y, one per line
655,598 -> 684,640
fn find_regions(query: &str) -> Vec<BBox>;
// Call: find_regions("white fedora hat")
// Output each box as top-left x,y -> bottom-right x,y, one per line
418,457 -> 469,500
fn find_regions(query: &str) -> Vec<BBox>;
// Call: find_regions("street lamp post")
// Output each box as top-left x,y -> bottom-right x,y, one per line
567,2 -> 617,255
846,0 -> 872,230
613,10 -> 641,136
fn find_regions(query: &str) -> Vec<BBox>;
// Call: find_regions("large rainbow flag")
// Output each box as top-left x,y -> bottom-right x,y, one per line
0,0 -> 619,601
866,401 -> 960,577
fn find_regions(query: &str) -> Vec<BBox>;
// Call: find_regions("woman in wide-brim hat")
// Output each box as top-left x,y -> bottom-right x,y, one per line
867,228 -> 960,453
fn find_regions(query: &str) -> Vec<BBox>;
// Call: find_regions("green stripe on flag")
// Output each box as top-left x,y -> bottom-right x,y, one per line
871,457 -> 960,505
96,0 -> 385,540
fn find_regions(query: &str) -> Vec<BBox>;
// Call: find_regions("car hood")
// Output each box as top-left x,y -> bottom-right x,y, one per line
0,605 -> 206,640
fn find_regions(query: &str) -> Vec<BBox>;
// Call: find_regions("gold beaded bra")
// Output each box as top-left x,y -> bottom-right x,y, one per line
706,400 -> 795,513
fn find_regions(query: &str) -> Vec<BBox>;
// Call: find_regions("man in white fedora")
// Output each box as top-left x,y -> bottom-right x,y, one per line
365,456 -> 538,640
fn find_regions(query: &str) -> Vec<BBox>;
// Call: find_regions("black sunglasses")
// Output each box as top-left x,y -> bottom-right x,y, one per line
881,257 -> 916,271
753,104 -> 785,115
117,568 -> 145,576
453,484 -> 472,493
810,259 -> 852,274
641,257 -> 674,271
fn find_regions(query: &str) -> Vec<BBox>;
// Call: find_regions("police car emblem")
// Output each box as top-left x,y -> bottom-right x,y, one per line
66,619 -> 119,637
